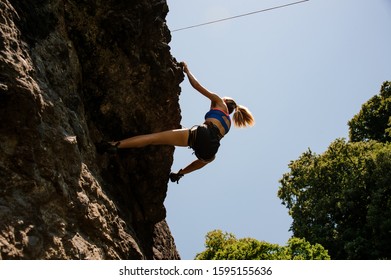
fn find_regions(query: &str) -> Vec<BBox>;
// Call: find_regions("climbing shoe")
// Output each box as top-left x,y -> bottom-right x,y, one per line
96,141 -> 119,155
169,170 -> 184,184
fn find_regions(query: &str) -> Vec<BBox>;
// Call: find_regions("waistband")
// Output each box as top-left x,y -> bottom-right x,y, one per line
204,121 -> 224,140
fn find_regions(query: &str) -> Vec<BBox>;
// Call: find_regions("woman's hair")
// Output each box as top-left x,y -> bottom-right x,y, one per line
224,97 -> 255,128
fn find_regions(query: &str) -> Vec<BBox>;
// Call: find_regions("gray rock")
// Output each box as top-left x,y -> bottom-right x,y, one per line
0,0 -> 183,259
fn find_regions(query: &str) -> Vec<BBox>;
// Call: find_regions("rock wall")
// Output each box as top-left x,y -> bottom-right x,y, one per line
0,0 -> 183,259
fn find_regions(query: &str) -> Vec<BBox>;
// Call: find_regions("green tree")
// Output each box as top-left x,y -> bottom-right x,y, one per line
278,139 -> 391,259
349,81 -> 391,142
278,82 -> 391,259
195,230 -> 330,260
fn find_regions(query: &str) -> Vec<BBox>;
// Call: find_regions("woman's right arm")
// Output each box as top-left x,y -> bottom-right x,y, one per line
181,62 -> 221,104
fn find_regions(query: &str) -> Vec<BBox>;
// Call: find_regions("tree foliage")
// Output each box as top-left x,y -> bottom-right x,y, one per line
278,140 -> 391,259
349,81 -> 391,142
195,230 -> 330,260
278,82 -> 391,259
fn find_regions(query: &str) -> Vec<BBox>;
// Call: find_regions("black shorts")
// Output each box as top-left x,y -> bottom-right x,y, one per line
188,122 -> 222,162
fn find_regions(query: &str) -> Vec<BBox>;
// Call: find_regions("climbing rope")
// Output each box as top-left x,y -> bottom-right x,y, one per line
172,0 -> 310,32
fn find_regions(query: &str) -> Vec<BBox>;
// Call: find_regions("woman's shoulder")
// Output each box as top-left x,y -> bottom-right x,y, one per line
207,92 -> 224,104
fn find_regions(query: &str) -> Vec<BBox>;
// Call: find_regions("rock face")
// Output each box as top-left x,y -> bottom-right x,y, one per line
0,0 -> 183,259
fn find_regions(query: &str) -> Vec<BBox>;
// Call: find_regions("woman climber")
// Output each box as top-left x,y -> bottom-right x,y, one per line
98,62 -> 255,183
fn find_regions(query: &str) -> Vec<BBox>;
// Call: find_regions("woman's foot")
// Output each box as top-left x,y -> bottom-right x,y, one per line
96,141 -> 120,154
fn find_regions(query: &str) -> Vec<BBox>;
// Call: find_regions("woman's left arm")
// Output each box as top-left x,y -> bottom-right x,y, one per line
182,159 -> 210,175
169,159 -> 211,183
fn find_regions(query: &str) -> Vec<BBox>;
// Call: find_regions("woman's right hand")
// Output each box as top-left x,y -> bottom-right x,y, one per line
180,61 -> 189,74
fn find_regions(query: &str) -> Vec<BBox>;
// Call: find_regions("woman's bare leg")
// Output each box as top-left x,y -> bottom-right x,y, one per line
113,128 -> 189,149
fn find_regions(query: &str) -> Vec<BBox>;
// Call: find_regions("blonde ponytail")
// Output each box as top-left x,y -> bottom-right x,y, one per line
223,97 -> 255,128
233,105 -> 255,128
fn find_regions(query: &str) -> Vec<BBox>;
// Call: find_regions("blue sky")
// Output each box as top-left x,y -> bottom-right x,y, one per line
164,0 -> 391,259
